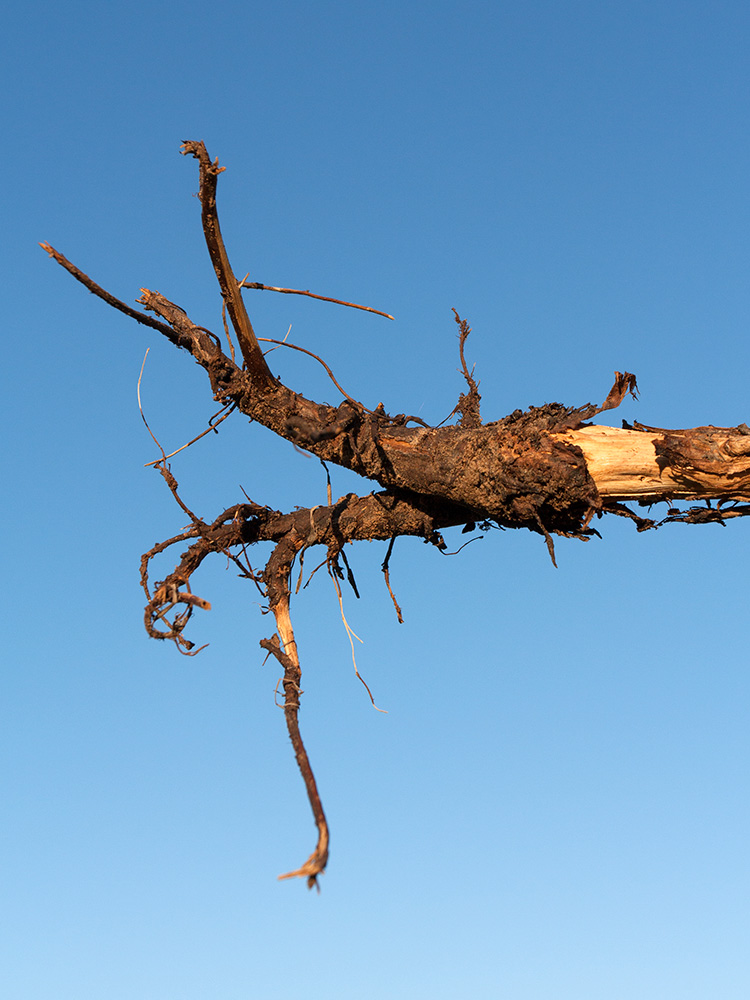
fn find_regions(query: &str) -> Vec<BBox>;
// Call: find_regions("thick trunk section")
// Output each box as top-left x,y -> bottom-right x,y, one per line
558,423 -> 750,502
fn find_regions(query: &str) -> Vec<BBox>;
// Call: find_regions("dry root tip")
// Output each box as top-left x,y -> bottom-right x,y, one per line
277,844 -> 329,889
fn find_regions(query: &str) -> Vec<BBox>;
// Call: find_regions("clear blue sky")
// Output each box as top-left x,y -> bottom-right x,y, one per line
4,2 -> 750,997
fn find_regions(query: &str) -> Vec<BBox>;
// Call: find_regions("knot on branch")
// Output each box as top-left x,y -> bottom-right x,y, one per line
260,633 -> 295,673
284,400 -> 360,445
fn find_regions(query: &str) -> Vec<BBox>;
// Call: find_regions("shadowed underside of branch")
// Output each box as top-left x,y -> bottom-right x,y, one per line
41,141 -> 750,888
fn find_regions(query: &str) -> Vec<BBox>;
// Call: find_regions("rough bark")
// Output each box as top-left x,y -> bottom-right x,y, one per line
41,141 -> 750,887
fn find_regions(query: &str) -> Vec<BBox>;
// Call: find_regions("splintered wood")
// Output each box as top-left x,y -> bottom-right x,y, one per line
557,423 -> 750,502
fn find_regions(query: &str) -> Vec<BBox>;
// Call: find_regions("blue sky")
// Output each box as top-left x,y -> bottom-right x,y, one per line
4,2 -> 750,997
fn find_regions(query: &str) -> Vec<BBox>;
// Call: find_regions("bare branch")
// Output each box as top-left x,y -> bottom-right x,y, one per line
239,277 -> 394,320
258,336 -> 369,409
49,142 -> 750,888
40,243 -> 181,345
180,141 -> 277,388
381,536 -> 404,623
144,404 -> 236,467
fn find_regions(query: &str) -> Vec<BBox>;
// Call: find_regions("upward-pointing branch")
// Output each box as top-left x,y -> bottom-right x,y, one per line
180,140 -> 277,391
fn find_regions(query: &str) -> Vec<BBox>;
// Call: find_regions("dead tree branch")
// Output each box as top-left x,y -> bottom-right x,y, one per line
179,141 -> 275,386
42,140 -> 750,885
239,276 -> 394,320
260,536 -> 328,889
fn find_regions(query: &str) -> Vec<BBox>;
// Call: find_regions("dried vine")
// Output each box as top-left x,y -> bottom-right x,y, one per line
42,142 -> 750,888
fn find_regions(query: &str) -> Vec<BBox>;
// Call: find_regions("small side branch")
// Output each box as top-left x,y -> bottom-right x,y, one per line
180,140 -> 277,388
144,404 -> 236,467
240,277 -> 394,320
381,536 -> 404,623
258,337 -> 366,410
452,309 -> 482,428
40,243 -> 182,345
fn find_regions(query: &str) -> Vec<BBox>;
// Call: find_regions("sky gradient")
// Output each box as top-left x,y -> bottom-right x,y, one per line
4,2 -> 750,997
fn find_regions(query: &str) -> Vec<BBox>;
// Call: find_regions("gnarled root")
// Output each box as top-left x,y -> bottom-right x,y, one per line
261,539 -> 329,889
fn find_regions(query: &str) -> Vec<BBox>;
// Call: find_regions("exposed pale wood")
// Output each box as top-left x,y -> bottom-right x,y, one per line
556,424 -> 750,502
44,139 -> 750,886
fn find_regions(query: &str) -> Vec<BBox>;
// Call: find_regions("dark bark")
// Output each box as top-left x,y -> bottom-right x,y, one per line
42,142 -> 750,887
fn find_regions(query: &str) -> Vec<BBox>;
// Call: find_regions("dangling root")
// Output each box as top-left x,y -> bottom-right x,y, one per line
260,547 -> 329,889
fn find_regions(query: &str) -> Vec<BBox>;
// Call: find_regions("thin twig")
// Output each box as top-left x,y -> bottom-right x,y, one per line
40,243 -> 181,345
338,548 -> 360,599
328,565 -> 386,713
137,350 -> 167,462
144,404 -> 236,467
381,536 -> 404,623
294,548 -> 307,595
438,535 -> 482,556
532,510 -> 558,568
221,300 -> 236,364
320,461 -> 333,507
261,324 -> 292,356
236,542 -> 267,595
302,555 -> 329,590
257,337 -> 366,409
238,275 -> 394,320
137,352 -> 204,526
